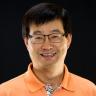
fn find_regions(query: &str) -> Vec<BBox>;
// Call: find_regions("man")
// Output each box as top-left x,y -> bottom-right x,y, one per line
0,3 -> 96,96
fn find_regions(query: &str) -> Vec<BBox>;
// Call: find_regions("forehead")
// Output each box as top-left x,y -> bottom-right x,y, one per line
29,19 -> 64,34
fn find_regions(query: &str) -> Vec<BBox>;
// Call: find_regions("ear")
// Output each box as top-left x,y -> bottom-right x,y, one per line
66,33 -> 72,49
23,37 -> 28,48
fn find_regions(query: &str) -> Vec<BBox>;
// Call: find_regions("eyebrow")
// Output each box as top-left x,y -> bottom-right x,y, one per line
31,31 -> 42,35
51,29 -> 62,33
30,29 -> 63,35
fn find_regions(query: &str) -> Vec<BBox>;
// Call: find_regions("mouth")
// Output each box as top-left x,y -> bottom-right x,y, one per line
40,52 -> 56,58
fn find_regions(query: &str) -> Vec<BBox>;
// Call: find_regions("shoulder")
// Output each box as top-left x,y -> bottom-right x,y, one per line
0,73 -> 26,96
69,72 -> 96,94
0,73 -> 25,88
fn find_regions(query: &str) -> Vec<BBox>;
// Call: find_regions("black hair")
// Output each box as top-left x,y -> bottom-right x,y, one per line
22,3 -> 72,37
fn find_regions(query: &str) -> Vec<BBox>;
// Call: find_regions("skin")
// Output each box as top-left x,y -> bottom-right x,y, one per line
24,19 -> 72,89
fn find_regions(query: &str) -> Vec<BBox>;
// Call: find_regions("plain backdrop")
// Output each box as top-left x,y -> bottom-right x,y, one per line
0,0 -> 96,84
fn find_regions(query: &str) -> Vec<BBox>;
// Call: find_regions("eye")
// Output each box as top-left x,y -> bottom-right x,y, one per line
50,34 -> 60,39
52,35 -> 59,38
34,35 -> 43,40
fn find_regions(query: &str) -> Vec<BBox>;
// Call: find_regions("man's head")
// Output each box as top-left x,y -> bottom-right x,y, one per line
22,3 -> 72,69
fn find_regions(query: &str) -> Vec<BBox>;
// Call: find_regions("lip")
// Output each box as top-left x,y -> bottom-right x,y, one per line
40,52 -> 56,56
40,52 -> 56,60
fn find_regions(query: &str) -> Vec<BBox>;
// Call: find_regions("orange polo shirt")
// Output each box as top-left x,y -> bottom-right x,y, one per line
0,63 -> 96,96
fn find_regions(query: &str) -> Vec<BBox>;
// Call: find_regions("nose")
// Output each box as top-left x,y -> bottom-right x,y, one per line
41,36 -> 53,50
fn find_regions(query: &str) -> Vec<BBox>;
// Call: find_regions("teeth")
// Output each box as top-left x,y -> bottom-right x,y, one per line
41,53 -> 56,57
43,54 -> 53,56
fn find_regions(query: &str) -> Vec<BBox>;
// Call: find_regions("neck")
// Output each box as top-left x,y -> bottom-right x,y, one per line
32,63 -> 65,87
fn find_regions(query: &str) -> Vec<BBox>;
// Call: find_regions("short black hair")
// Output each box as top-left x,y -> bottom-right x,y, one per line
22,3 -> 72,37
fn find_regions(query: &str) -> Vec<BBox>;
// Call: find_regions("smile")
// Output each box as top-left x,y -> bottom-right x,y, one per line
40,52 -> 56,57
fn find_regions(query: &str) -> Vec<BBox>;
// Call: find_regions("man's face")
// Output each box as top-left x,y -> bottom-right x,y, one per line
24,19 -> 72,69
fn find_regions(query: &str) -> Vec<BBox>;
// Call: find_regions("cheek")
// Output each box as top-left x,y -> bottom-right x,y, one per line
29,44 -> 41,56
59,42 -> 68,55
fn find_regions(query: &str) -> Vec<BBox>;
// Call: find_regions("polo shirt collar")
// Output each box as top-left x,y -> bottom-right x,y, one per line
24,64 -> 44,92
61,64 -> 75,92
24,63 -> 75,93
